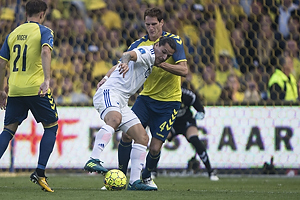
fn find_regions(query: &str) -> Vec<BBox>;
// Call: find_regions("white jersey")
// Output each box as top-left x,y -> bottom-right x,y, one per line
101,45 -> 155,99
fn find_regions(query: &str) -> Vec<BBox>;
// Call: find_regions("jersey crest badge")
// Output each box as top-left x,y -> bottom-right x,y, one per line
138,48 -> 146,54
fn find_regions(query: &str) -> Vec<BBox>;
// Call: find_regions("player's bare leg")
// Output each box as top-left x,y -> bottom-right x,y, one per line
125,124 -> 157,191
84,111 -> 121,174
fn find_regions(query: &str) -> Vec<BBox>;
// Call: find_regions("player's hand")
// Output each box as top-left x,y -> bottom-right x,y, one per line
118,63 -> 129,78
38,81 -> 49,97
0,90 -> 7,110
195,111 -> 205,120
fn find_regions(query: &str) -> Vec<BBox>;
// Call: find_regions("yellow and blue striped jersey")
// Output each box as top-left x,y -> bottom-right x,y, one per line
127,31 -> 187,102
0,21 -> 54,97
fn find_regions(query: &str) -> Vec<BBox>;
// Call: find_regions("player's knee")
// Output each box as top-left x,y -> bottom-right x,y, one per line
148,138 -> 163,155
121,132 -> 132,143
140,133 -> 149,146
148,144 -> 161,156
132,132 -> 148,146
149,148 -> 160,156
105,116 -> 122,129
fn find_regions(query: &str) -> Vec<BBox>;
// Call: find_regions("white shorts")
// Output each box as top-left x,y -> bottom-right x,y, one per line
93,88 -> 141,133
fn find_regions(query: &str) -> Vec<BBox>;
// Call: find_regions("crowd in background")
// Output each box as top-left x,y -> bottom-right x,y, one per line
1,0 -> 300,105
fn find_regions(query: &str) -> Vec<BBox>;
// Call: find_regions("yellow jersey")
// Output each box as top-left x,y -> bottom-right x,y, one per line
0,21 -> 54,97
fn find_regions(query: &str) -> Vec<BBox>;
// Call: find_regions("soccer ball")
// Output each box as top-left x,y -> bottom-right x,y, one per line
104,169 -> 127,191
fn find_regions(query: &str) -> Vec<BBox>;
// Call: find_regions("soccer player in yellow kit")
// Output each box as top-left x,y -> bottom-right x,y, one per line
0,0 -> 58,192
118,7 -> 188,190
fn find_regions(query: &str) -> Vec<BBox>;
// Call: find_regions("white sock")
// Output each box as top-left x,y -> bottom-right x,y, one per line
129,143 -> 147,184
90,124 -> 114,160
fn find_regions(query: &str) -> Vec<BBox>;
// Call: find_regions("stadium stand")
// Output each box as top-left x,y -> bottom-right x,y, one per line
1,0 -> 299,106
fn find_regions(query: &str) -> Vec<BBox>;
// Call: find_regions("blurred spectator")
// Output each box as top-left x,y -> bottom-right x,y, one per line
240,0 -> 253,16
218,0 -> 246,31
215,50 -> 242,87
243,73 -> 261,103
0,7 -> 15,21
275,0 -> 298,38
230,28 -> 255,74
188,63 -> 204,92
284,39 -> 300,81
268,55 -> 298,102
56,75 -> 74,105
86,48 -> 112,80
247,0 -> 270,40
69,17 -> 90,53
85,0 -> 122,30
54,17 -> 72,42
234,15 -> 250,42
70,54 -> 86,91
56,74 -> 91,105
198,64 -> 222,103
252,13 -> 285,75
284,9 -> 300,41
82,81 -> 94,102
199,13 -> 216,65
50,78 -> 60,102
0,8 -> 15,42
106,28 -> 127,65
219,73 -> 245,102
51,38 -> 73,78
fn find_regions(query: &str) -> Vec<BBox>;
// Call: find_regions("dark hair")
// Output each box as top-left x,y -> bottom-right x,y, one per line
26,0 -> 47,17
158,36 -> 176,52
144,7 -> 163,22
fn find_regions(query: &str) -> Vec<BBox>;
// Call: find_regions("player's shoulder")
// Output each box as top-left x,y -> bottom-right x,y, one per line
162,31 -> 183,46
128,35 -> 149,49
39,24 -> 54,33
162,31 -> 181,38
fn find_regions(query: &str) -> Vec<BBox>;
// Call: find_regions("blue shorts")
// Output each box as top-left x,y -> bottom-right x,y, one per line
4,93 -> 58,126
132,95 -> 180,142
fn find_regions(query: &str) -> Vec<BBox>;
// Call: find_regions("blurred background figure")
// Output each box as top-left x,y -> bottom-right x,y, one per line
219,73 -> 245,103
268,55 -> 298,102
243,73 -> 261,103
215,50 -> 242,87
198,64 -> 222,104
275,0 -> 298,38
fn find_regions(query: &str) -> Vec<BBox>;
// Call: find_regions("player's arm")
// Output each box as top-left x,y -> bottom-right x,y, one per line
97,51 -> 137,89
0,58 -> 8,109
157,60 -> 188,77
39,45 -> 51,97
97,64 -> 118,89
117,50 -> 137,75
120,51 -> 138,63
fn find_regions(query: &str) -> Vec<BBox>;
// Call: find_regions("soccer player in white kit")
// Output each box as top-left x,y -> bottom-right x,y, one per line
84,36 -> 176,191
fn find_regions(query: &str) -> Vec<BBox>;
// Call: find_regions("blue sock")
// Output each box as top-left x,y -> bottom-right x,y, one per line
118,139 -> 132,175
0,128 -> 15,158
142,152 -> 161,179
37,125 -> 57,169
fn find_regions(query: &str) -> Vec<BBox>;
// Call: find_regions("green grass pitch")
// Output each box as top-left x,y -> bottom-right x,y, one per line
0,173 -> 299,200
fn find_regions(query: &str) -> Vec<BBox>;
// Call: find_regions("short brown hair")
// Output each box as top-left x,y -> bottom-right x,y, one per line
144,7 -> 163,22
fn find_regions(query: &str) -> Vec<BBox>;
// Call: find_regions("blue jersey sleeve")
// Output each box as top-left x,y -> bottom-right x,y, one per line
163,32 -> 186,63
127,35 -> 148,51
0,34 -> 10,61
39,25 -> 54,50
